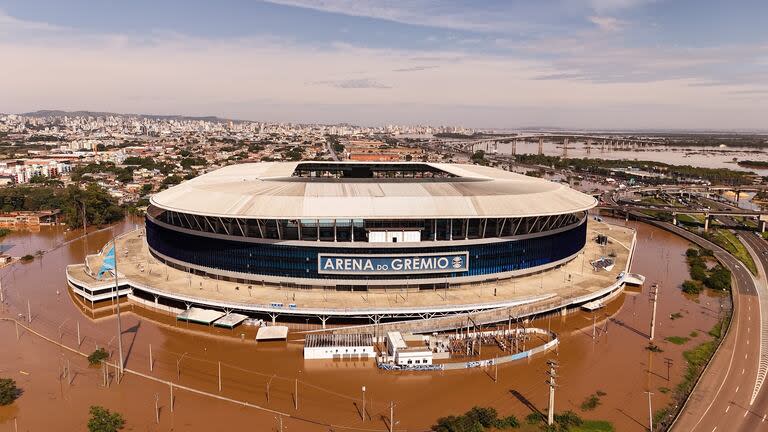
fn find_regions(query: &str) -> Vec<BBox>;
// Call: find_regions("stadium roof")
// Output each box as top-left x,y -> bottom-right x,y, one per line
150,162 -> 596,219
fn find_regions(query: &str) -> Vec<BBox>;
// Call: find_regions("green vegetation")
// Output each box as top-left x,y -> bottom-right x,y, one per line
179,157 -> 207,169
87,406 -> 125,432
579,391 -> 607,412
471,150 -> 490,166
0,183 -> 124,229
690,331 -> 699,338
123,156 -> 173,174
571,421 -> 615,432
658,387 -> 671,394
704,229 -> 757,275
675,213 -> 704,225
665,336 -> 690,345
670,312 -> 684,320
653,318 -> 731,430
71,162 -> 134,183
432,406 -> 520,431
0,227 -> 10,237
682,247 -> 733,294
514,154 -> 753,185
88,348 -> 109,366
737,160 -> 768,169
524,410 -> 613,432
19,254 -> 34,263
0,378 -> 21,405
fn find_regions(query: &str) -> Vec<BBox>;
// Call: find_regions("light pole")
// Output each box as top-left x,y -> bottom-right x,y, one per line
176,352 -> 189,380
113,237 -> 125,375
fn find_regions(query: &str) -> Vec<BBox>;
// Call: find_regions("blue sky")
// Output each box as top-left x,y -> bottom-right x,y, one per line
0,0 -> 766,129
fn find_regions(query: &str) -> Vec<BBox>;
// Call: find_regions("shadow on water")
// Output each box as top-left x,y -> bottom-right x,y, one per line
509,389 -> 544,416
121,320 -> 141,368
609,317 -> 650,339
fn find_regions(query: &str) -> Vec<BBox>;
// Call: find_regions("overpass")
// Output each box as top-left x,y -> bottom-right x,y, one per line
597,204 -> 768,232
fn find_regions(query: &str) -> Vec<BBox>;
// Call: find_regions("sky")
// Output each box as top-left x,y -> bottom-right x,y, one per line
0,0 -> 766,130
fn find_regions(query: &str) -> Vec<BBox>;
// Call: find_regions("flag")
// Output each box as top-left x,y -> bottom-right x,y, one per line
97,246 -> 115,279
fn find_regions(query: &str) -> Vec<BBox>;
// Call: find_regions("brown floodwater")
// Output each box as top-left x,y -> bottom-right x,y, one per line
0,217 -> 729,431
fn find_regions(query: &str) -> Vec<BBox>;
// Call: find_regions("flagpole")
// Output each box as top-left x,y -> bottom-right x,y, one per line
113,236 -> 125,375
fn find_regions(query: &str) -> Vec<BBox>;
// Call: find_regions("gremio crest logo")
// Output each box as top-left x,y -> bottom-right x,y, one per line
318,252 -> 469,275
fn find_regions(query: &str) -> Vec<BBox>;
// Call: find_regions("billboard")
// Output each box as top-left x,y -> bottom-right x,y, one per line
317,252 -> 469,275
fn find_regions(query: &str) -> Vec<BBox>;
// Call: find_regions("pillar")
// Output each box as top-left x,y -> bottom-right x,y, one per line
761,219 -> 766,233
704,214 -> 710,232
672,213 -> 677,226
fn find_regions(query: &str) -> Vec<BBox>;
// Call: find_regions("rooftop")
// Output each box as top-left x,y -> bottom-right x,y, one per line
151,162 -> 597,219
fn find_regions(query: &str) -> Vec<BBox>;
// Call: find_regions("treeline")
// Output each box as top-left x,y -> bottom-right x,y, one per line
681,248 -> 731,294
737,160 -> 768,169
513,154 -> 753,184
0,184 -> 123,228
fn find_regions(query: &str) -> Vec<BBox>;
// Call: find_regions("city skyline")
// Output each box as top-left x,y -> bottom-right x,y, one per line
1,0 -> 767,129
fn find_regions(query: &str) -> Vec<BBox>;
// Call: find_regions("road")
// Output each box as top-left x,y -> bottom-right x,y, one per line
643,220 -> 766,431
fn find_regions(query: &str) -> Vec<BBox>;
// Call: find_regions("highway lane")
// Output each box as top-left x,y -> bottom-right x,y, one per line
654,220 -> 764,432
737,233 -> 768,430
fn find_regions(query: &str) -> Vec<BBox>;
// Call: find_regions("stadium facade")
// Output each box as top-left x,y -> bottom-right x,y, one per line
145,162 -> 597,289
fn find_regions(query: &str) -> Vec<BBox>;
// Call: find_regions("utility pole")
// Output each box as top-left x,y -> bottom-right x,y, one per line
294,378 -> 298,410
547,360 -> 559,426
219,361 -> 223,393
390,401 -> 395,432
645,391 -> 654,431
113,237 -> 124,375
664,358 -> 673,381
649,283 -> 659,341
361,385 -> 366,421
149,344 -> 153,372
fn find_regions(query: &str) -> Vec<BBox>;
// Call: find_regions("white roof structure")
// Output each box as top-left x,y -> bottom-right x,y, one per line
151,162 -> 596,219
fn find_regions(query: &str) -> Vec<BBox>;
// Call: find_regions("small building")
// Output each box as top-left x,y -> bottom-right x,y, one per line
304,333 -> 374,360
386,331 -> 433,366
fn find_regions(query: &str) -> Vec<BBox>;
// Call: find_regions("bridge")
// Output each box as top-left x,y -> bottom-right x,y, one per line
597,204 -> 768,232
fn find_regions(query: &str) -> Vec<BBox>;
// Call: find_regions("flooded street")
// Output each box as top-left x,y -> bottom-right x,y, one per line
0,217 -> 727,431
477,140 -> 768,176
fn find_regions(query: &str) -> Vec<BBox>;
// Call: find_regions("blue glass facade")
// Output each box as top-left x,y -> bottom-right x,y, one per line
146,218 -> 587,282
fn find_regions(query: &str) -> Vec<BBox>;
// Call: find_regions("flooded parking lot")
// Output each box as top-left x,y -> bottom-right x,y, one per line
0,217 -> 727,431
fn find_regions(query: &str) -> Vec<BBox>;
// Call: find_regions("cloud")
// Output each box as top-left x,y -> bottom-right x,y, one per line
261,0 -> 522,33
588,16 -> 626,32
0,8 -> 766,129
392,65 -> 439,73
312,78 -> 392,89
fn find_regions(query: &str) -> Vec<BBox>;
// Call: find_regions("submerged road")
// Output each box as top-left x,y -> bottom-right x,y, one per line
638,219 -> 766,431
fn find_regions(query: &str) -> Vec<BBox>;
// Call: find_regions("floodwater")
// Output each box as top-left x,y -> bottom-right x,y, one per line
0,217 -> 728,431
474,140 -> 768,176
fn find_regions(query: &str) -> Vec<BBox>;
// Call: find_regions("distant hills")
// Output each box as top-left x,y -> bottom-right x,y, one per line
21,110 -> 229,122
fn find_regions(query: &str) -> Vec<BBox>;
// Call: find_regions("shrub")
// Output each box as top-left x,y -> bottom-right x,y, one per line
88,348 -> 109,366
681,280 -> 702,294
87,406 -> 125,432
0,378 -> 21,405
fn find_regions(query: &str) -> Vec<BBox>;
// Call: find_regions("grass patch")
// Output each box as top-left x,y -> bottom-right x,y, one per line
705,229 -> 757,275
658,387 -> 671,394
665,336 -> 690,345
571,420 -> 615,432
676,213 -> 704,225
689,331 -> 699,338
580,391 -> 607,412
670,312 -> 684,320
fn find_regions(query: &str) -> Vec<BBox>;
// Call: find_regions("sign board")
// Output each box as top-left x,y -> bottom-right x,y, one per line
318,252 -> 469,275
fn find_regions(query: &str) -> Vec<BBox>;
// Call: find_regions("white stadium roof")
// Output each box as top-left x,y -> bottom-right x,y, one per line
150,162 -> 596,219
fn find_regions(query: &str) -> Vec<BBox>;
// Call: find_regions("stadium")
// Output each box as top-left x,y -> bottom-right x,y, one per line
67,162 -> 639,328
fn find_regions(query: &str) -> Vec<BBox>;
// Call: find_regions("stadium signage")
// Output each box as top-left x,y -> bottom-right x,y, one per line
318,252 -> 469,275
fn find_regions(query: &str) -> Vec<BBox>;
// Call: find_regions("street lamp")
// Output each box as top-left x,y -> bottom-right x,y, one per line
176,352 -> 189,379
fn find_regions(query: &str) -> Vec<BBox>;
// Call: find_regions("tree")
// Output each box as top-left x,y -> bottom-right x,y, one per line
682,280 -> 702,294
140,183 -> 153,195
87,406 -> 125,432
88,348 -> 109,366
0,378 -> 21,405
